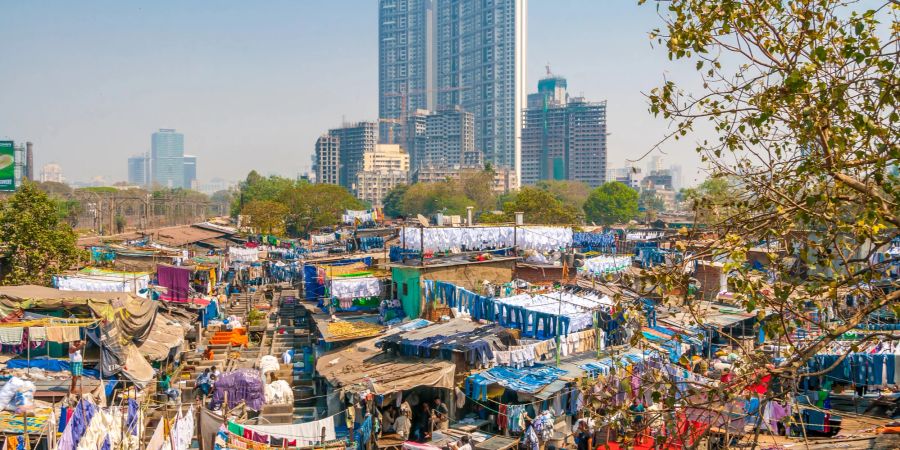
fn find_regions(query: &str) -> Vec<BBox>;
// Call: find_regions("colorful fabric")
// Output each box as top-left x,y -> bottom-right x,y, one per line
0,409 -> 51,434
70,362 -> 84,376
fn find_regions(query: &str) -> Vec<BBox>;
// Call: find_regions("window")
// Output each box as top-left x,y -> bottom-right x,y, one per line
402,283 -> 409,296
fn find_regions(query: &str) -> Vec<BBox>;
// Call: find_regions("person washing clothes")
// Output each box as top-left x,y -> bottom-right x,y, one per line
68,339 -> 85,394
195,368 -> 212,401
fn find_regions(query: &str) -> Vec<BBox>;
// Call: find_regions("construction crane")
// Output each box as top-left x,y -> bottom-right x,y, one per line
381,86 -> 470,145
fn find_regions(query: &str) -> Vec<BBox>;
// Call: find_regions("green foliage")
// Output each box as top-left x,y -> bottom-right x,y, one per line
241,200 -> 288,235
639,190 -> 665,213
583,182 -> 640,225
0,182 -> 87,285
535,180 -> 592,211
382,184 -> 409,218
279,183 -> 364,236
484,187 -> 580,224
232,171 -> 364,236
678,176 -> 738,224
635,0 -> 900,412
400,181 -> 475,216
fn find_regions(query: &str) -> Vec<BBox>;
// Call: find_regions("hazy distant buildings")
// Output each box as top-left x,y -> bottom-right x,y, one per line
183,155 -> 197,190
40,163 -> 64,183
407,107 -> 477,175
314,135 -> 341,185
323,122 -> 377,190
378,0 -> 526,182
128,153 -> 150,187
355,144 -> 410,207
151,129 -> 185,188
521,72 -> 607,187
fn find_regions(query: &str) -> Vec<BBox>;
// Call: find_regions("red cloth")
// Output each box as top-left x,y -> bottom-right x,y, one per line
497,404 -> 507,430
747,374 -> 772,394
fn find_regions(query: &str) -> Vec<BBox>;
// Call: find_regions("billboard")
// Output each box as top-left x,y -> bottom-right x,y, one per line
0,141 -> 14,191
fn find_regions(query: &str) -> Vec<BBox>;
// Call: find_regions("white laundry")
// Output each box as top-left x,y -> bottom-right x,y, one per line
493,292 -> 613,334
265,380 -> 295,405
401,226 -> 572,253
329,277 -> 382,300
54,274 -> 150,293
229,247 -> 259,262
258,355 -> 280,376
242,415 -> 336,447
581,255 -> 633,275
311,233 -> 337,244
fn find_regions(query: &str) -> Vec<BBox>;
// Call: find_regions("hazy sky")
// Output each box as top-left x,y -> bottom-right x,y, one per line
0,1 -> 704,186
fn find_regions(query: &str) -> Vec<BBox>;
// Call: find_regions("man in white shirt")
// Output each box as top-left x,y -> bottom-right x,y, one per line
68,339 -> 85,394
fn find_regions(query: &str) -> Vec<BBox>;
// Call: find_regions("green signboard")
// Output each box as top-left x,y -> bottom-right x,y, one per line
0,141 -> 14,191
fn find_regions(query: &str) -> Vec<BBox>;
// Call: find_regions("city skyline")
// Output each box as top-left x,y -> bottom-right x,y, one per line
0,1 -> 705,187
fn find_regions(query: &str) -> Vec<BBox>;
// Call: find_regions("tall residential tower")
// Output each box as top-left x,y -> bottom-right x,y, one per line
521,72 -> 607,187
378,0 -> 526,183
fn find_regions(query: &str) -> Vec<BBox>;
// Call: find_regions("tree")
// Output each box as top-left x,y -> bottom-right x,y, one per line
382,184 -> 409,218
638,190 -> 665,217
241,200 -> 288,235
280,183 -> 364,236
583,182 -> 640,225
400,181 -> 474,216
459,170 -> 497,212
617,0 -> 899,445
678,176 -> 738,224
482,187 -> 580,224
535,180 -> 592,211
231,171 -> 296,216
0,182 -> 87,285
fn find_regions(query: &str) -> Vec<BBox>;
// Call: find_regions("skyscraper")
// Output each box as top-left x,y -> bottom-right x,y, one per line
328,122 -> 377,190
408,107 -> 476,174
434,0 -> 526,177
378,0 -> 526,183
151,129 -> 184,189
183,155 -> 197,190
378,0 -> 434,143
521,72 -> 607,187
128,153 -> 150,186
314,134 -> 341,185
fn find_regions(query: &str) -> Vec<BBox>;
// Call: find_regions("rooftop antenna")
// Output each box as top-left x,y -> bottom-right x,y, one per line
545,63 -> 552,76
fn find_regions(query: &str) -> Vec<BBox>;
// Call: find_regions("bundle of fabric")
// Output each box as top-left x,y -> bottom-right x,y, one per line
264,380 -> 294,405
258,355 -> 280,376
209,369 -> 266,411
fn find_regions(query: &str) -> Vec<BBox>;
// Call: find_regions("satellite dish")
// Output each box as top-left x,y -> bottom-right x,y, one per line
417,214 -> 430,227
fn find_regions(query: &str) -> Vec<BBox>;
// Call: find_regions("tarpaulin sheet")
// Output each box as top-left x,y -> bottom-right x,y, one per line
316,334 -> 455,395
5,358 -> 101,378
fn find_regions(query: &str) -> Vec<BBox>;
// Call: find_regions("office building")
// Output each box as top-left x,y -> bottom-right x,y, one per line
151,129 -> 185,188
183,155 -> 197,190
669,164 -> 683,191
327,122 -> 377,190
40,163 -> 64,183
642,170 -> 674,191
521,72 -> 607,187
378,0 -> 526,183
314,135 -> 341,185
407,107 -> 476,173
378,0 -> 434,143
355,144 -> 411,207
128,153 -> 150,187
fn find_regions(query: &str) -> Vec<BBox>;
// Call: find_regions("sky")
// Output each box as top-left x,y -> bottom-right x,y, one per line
0,1 -> 704,187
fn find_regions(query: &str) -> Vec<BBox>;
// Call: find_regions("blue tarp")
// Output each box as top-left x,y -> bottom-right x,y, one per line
465,364 -> 567,400
6,358 -> 101,379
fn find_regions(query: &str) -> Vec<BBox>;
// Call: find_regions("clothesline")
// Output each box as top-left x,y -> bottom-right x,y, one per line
232,404 -> 350,440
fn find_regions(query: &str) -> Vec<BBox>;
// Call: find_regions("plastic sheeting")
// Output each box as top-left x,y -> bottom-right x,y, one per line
209,369 -> 266,411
